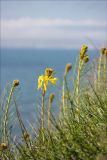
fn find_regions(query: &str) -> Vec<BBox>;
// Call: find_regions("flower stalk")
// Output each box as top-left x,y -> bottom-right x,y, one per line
76,45 -> 89,106
41,90 -> 45,130
62,64 -> 72,116
97,49 -> 103,88
48,93 -> 55,130
103,49 -> 107,85
3,80 -> 19,142
97,48 -> 107,89
38,68 -> 57,133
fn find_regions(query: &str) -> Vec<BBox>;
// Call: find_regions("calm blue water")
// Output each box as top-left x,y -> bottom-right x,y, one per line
0,48 -> 98,129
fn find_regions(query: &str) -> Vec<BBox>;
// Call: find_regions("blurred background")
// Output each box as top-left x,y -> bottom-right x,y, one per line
1,1 -> 107,49
0,0 -> 107,120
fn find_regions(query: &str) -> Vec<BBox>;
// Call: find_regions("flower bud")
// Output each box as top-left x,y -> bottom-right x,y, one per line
82,45 -> 88,52
23,132 -> 30,141
64,63 -> 72,76
45,68 -> 54,77
13,80 -> 20,87
105,49 -> 107,57
49,93 -> 55,103
0,143 -> 8,150
80,45 -> 88,60
83,55 -> 89,63
101,48 -> 106,55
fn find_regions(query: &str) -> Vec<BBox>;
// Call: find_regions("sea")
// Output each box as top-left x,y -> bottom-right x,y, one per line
0,48 -> 98,132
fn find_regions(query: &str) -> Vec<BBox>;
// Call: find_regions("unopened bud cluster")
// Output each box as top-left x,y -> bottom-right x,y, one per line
80,45 -> 89,63
101,48 -> 107,57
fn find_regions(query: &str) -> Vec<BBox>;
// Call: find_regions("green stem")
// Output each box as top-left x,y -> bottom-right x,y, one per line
63,75 -> 71,116
104,56 -> 107,85
62,78 -> 65,115
3,84 -> 15,142
94,73 -> 97,91
98,53 -> 102,88
48,99 -> 51,130
41,90 -> 45,130
76,60 -> 83,106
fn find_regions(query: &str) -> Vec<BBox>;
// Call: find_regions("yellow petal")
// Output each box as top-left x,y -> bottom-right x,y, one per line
49,77 -> 57,85
38,75 -> 44,89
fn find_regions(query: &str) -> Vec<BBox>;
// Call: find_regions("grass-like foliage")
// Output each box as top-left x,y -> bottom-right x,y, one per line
0,46 -> 107,160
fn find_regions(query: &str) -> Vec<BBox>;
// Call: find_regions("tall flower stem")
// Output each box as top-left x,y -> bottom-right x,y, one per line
104,56 -> 107,85
3,80 -> 19,142
75,45 -> 89,106
102,55 -> 107,90
41,89 -> 45,142
41,90 -> 45,131
76,60 -> 83,106
98,53 -> 102,89
62,79 -> 65,115
62,63 -> 72,116
94,72 -> 97,91
3,84 -> 15,142
47,97 -> 51,130
63,75 -> 69,116
48,93 -> 54,130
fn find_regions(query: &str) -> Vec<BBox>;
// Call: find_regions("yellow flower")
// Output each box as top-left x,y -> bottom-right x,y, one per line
38,68 -> 57,91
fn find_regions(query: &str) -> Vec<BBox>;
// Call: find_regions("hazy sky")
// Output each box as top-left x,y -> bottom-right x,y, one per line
1,0 -> 107,49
